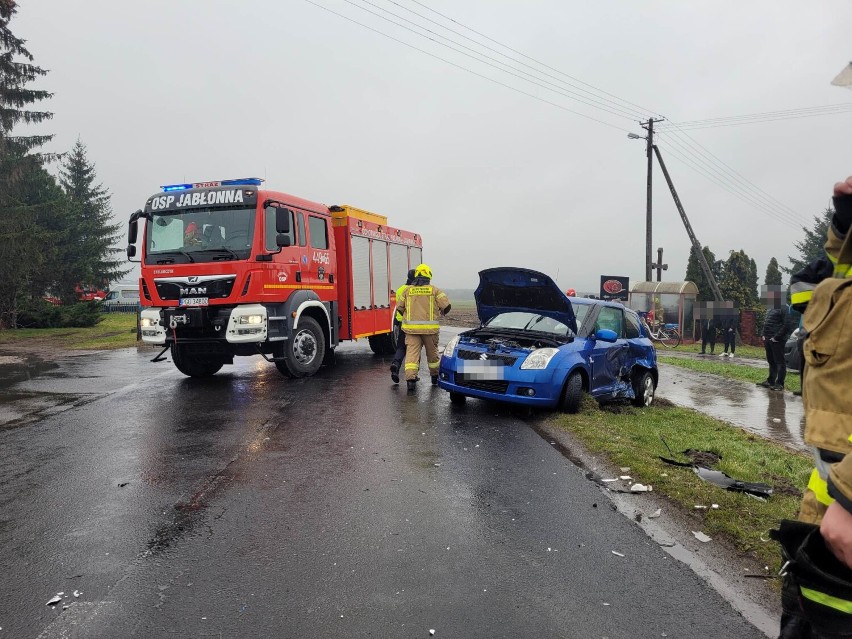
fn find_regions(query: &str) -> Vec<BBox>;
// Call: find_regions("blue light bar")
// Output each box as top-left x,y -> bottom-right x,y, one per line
160,178 -> 264,192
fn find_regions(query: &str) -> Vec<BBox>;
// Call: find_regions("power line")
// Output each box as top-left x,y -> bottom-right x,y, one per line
302,0 -> 632,132
659,104 -> 852,130
342,0 -> 645,121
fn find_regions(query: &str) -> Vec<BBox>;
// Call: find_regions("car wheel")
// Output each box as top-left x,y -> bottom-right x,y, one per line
368,333 -> 396,356
631,370 -> 655,407
559,371 -> 583,414
449,392 -> 466,405
171,344 -> 224,378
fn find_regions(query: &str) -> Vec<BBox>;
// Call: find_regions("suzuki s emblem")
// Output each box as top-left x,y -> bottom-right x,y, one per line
188,276 -> 200,284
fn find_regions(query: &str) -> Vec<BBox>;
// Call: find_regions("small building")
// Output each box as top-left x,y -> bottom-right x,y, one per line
628,281 -> 699,340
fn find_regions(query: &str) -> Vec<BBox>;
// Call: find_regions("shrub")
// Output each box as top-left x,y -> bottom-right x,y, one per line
16,299 -> 104,328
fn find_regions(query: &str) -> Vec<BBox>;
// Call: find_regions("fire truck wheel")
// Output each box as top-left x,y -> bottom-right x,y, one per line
559,371 -> 584,414
171,344 -> 224,377
368,334 -> 396,356
275,316 -> 325,378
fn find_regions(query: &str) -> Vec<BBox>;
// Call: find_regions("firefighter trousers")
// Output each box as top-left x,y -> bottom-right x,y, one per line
404,333 -> 439,381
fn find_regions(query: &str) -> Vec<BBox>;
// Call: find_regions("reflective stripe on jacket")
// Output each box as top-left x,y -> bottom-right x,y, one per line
398,283 -> 450,335
394,284 -> 409,322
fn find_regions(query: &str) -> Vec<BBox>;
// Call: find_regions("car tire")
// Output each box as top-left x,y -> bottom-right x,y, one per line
631,370 -> 655,407
275,317 -> 325,378
449,392 -> 466,405
559,371 -> 583,414
368,333 -> 396,356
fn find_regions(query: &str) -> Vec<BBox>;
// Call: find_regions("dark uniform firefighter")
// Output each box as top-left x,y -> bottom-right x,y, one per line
395,264 -> 451,391
775,176 -> 852,638
390,269 -> 415,384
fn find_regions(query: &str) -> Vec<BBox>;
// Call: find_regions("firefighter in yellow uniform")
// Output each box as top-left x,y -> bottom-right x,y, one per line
390,269 -> 415,384
775,176 -> 852,638
396,264 -> 451,392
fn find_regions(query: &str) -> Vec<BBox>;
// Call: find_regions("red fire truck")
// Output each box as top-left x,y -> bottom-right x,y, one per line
127,178 -> 423,377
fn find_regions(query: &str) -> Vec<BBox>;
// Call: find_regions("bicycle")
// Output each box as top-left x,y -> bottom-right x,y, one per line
643,319 -> 682,348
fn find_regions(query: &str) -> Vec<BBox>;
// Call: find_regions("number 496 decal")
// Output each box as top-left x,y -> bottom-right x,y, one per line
312,251 -> 330,265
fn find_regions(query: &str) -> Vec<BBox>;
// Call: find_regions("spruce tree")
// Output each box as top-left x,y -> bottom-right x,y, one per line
57,140 -> 128,303
765,257 -> 782,286
0,0 -> 57,326
785,208 -> 833,275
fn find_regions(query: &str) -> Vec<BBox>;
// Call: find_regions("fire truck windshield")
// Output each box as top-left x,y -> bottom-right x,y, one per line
145,206 -> 256,264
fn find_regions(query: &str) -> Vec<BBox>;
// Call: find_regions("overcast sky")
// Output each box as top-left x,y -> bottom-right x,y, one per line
16,0 -> 852,292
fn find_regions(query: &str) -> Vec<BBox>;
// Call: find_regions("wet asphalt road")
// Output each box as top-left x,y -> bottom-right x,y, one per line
0,333 -> 768,639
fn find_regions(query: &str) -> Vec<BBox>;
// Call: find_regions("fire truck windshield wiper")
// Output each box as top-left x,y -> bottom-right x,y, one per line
191,247 -> 240,260
176,250 -> 195,263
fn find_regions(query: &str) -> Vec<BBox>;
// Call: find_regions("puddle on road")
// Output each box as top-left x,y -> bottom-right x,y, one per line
0,353 -> 59,391
656,364 -> 806,452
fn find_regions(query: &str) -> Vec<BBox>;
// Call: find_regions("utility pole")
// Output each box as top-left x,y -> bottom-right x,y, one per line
634,118 -> 665,282
652,145 -> 724,302
651,247 -> 668,282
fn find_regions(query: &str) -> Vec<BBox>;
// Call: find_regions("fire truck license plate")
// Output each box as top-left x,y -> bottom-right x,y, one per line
180,297 -> 208,306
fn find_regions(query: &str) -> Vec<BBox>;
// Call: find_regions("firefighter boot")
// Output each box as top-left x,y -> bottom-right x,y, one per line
390,362 -> 400,384
407,379 -> 417,392
431,376 -> 438,386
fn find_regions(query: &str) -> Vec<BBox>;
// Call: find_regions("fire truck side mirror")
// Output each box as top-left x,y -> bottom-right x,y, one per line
275,207 -> 291,234
127,244 -> 137,259
276,234 -> 292,248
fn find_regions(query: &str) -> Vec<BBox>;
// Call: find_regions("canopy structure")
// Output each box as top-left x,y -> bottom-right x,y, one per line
629,281 -> 699,340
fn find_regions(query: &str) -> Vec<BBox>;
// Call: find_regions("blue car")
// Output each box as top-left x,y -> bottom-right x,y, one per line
437,268 -> 658,412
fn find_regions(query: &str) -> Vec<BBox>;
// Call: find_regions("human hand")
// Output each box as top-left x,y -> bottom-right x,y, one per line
821,501 -> 852,569
833,176 -> 852,197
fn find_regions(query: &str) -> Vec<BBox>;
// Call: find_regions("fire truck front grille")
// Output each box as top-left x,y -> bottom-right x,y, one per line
455,375 -> 509,394
457,349 -> 518,366
155,277 -> 236,301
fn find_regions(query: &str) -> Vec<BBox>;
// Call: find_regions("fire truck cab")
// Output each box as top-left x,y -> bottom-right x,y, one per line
128,178 -> 423,378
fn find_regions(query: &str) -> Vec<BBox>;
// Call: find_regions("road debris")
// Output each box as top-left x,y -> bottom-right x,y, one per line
611,550 -> 625,557
693,467 -> 773,498
46,594 -> 62,606
692,531 -> 712,543
630,483 -> 652,492
429,630 -> 435,636
648,508 -> 662,519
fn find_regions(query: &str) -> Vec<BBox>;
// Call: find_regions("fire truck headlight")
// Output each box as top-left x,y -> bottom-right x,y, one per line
443,335 -> 460,358
140,317 -> 154,328
520,348 -> 558,370
239,314 -> 264,325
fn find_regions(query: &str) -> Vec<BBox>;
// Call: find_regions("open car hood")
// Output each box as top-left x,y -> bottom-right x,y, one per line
474,267 -> 577,334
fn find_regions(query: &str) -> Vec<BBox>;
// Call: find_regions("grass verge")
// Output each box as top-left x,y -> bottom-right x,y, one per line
657,355 -> 800,392
550,397 -> 811,571
677,341 -> 765,360
0,314 -> 138,350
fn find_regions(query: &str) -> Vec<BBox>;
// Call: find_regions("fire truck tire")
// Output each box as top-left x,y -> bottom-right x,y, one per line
368,334 -> 395,356
171,344 -> 224,377
559,371 -> 584,414
275,316 -> 325,378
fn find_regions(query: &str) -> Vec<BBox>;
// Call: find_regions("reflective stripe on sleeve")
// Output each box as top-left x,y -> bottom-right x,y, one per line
808,468 -> 835,506
790,290 -> 813,306
800,586 -> 852,614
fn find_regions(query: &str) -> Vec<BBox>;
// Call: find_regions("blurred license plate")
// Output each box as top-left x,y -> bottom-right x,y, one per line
458,361 -> 504,380
180,297 -> 208,306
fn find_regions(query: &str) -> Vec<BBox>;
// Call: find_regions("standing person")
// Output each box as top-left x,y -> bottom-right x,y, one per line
396,264 -> 451,392
757,288 -> 793,391
390,269 -> 415,384
720,303 -> 738,358
789,256 -> 833,395
700,313 -> 718,355
775,175 -> 852,637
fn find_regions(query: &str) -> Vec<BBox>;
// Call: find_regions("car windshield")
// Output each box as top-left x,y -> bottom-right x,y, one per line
145,206 -> 255,264
484,310 -> 584,336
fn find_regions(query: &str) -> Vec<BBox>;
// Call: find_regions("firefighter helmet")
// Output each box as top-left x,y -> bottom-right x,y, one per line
566,288 -> 576,297
414,263 -> 432,279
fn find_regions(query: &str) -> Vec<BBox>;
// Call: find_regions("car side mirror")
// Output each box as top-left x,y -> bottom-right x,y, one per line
594,328 -> 618,343
276,234 -> 292,247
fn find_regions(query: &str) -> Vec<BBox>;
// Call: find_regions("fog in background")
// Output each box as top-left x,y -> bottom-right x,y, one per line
17,1 -> 851,292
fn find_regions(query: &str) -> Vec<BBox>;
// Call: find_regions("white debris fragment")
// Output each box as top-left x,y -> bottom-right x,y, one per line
630,483 -> 652,492
62,605 -> 70,611
429,630 -> 436,636
660,472 -> 668,477
601,478 -> 618,483
619,475 -> 632,480
772,418 -> 781,423
711,504 -> 719,509
648,508 -> 662,519
692,531 -> 712,543
611,551 -> 625,557
620,467 -> 630,473
73,590 -> 81,598
547,547 -> 552,552
46,595 -> 62,606
694,505 -> 707,510
602,602 -> 610,606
